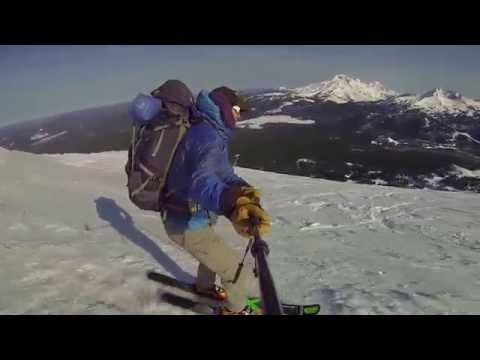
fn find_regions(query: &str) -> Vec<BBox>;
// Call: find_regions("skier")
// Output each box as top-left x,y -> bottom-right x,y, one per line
157,84 -> 271,315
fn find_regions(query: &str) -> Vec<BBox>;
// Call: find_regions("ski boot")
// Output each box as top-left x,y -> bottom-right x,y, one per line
216,306 -> 253,315
216,298 -> 265,315
194,284 -> 228,301
245,297 -> 264,315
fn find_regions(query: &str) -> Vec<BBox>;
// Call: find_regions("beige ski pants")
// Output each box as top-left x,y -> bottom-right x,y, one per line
164,222 -> 258,311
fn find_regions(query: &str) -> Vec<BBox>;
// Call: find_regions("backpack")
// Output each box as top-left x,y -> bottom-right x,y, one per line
125,85 -> 195,212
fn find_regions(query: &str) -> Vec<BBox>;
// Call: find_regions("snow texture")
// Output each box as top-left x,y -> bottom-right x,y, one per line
372,179 -> 388,185
236,115 -> 315,129
260,92 -> 286,98
387,137 -> 400,146
423,144 -> 457,150
30,132 -> 50,141
450,165 -> 480,179
451,131 -> 480,145
31,131 -> 68,146
423,174 -> 446,188
265,102 -> 294,114
1,148 -> 480,315
297,158 -> 317,166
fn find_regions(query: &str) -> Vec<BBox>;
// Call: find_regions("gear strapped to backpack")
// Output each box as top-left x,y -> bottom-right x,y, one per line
125,80 -> 198,212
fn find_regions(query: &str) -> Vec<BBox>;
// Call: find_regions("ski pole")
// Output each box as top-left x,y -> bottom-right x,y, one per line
232,238 -> 253,284
249,216 -> 283,315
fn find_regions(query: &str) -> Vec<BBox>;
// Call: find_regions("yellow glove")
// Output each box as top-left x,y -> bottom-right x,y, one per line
230,195 -> 271,239
238,187 -> 262,204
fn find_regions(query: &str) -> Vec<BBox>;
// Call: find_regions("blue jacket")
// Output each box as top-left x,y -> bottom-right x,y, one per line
164,90 -> 248,230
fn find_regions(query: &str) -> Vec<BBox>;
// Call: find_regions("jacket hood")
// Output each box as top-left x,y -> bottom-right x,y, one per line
196,90 -> 232,139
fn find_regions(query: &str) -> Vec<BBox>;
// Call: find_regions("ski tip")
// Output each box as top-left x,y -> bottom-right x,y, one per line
303,304 -> 321,315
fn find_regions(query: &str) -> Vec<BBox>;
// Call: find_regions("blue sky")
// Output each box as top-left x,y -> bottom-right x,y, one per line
1,45 -> 479,125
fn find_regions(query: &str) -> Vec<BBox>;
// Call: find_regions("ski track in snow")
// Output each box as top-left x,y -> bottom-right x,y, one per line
1,148 -> 480,315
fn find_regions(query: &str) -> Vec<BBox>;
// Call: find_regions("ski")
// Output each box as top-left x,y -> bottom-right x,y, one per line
148,270 -> 321,315
158,290 -> 320,315
159,291 -> 217,315
147,271 -> 198,295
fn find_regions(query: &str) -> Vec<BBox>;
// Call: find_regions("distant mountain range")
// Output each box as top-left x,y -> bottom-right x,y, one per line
244,74 -> 480,117
1,74 -> 480,193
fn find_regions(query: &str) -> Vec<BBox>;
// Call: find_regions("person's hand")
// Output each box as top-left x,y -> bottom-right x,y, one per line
230,193 -> 271,239
228,186 -> 262,204
238,187 -> 262,204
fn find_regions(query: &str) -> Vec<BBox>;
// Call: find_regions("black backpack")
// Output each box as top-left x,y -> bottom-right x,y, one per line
125,80 -> 196,212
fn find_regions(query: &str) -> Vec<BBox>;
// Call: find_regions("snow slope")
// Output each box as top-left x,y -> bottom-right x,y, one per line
1,148 -> 480,314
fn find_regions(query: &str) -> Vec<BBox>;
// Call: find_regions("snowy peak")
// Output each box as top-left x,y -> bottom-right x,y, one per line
275,75 -> 480,116
292,74 -> 398,103
412,88 -> 480,115
418,88 -> 462,101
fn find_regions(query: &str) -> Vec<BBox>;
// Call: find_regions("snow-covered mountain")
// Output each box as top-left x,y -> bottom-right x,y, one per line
2,148 -> 480,315
410,88 -> 480,116
250,75 -> 480,117
291,74 -> 398,103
